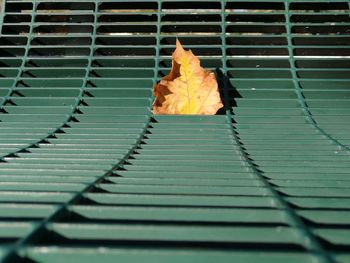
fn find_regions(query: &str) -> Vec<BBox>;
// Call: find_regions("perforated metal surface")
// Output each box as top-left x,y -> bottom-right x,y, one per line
0,0 -> 349,262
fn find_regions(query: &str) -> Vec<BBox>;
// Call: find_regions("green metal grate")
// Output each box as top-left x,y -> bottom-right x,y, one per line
0,0 -> 350,262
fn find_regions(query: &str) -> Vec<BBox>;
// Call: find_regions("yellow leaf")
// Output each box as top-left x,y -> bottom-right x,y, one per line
153,39 -> 223,115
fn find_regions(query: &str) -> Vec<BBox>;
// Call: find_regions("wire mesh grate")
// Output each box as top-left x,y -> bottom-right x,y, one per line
0,0 -> 350,262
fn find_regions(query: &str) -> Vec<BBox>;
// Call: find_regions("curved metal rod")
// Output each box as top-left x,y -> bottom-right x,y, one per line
1,0 -> 95,160
221,1 -> 335,262
0,0 -> 36,112
1,113 -> 152,263
1,0 -> 159,260
284,2 -> 349,152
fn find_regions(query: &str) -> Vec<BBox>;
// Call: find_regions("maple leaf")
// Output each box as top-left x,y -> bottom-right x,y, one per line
153,39 -> 223,115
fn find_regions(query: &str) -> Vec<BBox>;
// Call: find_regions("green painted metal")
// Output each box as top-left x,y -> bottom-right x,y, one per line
0,0 -> 349,262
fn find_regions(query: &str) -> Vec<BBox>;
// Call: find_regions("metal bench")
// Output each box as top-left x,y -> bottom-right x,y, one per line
0,0 -> 349,262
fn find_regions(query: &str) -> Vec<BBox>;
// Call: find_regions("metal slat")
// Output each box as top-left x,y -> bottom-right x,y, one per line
25,248 -> 317,263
